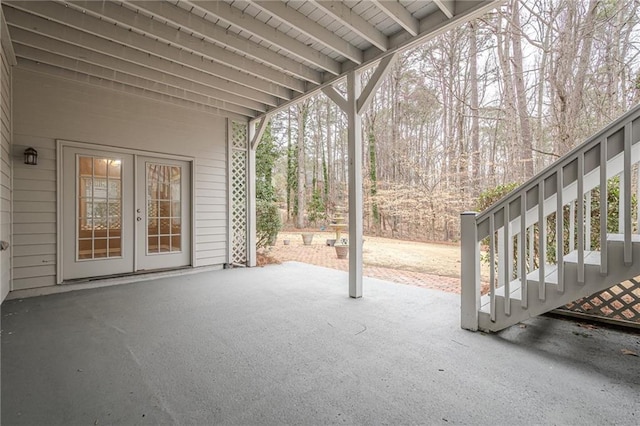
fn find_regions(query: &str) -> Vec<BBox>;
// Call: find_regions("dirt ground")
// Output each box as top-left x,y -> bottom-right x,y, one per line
272,231 -> 463,277
262,231 -> 488,294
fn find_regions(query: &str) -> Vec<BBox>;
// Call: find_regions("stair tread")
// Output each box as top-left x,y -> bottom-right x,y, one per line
480,279 -> 525,312
607,233 -> 640,243
526,263 -> 558,283
563,250 -> 601,266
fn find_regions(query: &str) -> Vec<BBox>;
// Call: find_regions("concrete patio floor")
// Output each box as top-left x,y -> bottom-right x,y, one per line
1,262 -> 639,425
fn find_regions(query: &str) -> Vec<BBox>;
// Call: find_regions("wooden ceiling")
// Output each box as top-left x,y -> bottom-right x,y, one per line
2,1 -> 503,119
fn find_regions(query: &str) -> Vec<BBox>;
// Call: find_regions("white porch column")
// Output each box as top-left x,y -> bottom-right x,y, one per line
321,54 -> 397,299
246,144 -> 257,267
346,70 -> 363,298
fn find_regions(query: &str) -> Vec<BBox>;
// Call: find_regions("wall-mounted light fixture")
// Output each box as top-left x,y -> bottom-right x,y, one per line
24,147 -> 38,165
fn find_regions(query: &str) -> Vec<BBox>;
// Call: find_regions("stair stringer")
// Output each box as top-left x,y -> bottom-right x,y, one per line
478,240 -> 640,332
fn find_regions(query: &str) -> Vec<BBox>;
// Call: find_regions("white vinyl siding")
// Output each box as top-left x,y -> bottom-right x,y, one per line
12,67 -> 230,289
11,136 -> 55,290
0,39 -> 12,300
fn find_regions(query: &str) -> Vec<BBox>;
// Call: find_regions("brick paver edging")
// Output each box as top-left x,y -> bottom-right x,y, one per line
265,241 -> 462,294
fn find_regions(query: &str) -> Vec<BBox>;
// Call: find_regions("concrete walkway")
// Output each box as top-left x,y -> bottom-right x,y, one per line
2,262 -> 639,425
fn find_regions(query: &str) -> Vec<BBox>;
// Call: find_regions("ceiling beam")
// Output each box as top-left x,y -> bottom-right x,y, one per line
9,27 -> 268,112
17,58 -> 246,119
257,0 -> 501,120
188,0 -> 341,75
127,0 -> 321,86
251,1 -> 363,65
14,47 -> 256,117
311,1 -> 388,52
433,0 -> 455,19
0,10 -> 17,66
370,0 -> 419,36
5,1 -> 291,101
66,0 -> 303,95
4,8 -> 276,109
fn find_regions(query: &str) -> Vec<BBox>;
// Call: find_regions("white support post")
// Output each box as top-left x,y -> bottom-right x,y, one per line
461,212 -> 480,331
323,58 -> 397,299
346,70 -> 363,298
250,115 -> 270,150
247,120 -> 258,267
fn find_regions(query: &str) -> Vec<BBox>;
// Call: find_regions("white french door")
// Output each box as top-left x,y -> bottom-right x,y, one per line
135,156 -> 191,271
61,146 -> 191,281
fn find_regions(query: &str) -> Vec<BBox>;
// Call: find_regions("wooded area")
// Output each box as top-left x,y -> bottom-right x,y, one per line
261,0 -> 640,242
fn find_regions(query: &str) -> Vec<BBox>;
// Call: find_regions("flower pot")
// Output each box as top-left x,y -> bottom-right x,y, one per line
283,239 -> 290,246
301,233 -> 314,245
326,239 -> 336,246
335,245 -> 349,259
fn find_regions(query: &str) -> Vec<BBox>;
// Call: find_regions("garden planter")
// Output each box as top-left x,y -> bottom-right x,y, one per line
283,239 -> 290,245
335,245 -> 349,259
301,233 -> 314,245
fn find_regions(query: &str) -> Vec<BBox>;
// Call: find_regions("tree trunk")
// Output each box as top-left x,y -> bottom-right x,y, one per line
469,20 -> 480,195
510,0 -> 534,179
295,102 -> 307,229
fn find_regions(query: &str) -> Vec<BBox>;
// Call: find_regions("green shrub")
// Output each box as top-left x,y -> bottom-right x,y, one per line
255,121 -> 282,249
475,182 -> 520,212
257,199 -> 281,248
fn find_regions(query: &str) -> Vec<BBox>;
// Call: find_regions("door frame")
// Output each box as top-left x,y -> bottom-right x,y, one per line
56,140 -> 195,284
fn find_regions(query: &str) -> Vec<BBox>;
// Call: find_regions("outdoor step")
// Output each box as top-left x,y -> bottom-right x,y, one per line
480,281 -> 522,312
526,263 -> 559,285
477,242 -> 640,332
607,233 -> 640,243
479,273 -> 562,314
563,250 -> 601,266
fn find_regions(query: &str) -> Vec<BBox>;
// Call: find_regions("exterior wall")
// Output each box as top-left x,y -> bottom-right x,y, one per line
12,67 -> 229,290
0,35 -> 13,300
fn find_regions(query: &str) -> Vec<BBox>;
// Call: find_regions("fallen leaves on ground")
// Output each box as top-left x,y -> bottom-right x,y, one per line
257,252 -> 281,267
578,323 -> 598,330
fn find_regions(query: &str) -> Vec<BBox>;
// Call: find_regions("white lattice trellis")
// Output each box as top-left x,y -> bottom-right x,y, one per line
232,121 -> 248,149
230,121 -> 248,265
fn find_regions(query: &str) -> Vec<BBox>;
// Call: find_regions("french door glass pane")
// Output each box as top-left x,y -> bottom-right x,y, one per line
146,163 -> 182,254
77,156 -> 123,260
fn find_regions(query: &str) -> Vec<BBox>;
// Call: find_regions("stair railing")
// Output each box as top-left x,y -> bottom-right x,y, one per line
461,104 -> 640,331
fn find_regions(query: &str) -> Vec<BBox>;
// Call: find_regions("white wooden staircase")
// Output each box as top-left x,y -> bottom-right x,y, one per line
461,104 -> 640,332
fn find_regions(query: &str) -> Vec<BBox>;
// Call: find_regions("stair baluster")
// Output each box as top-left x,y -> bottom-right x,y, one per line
624,122 -> 632,265
520,193 -> 528,308
538,181 -> 545,301
577,153 -> 585,284
599,138 -> 607,275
